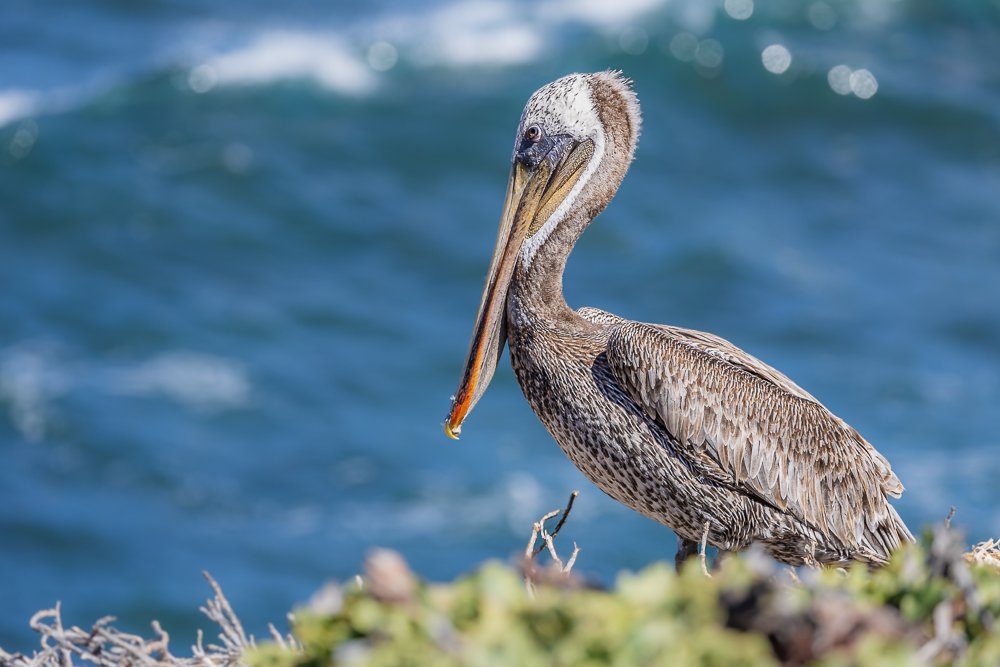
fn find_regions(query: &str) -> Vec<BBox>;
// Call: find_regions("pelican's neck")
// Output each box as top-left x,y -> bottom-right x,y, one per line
509,199 -> 592,325
510,111 -> 637,326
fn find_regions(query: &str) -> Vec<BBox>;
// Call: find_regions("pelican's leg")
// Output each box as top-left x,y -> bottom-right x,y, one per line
674,538 -> 699,571
698,521 -> 712,576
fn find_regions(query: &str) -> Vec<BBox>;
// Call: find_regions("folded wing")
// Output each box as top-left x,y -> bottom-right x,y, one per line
595,312 -> 909,555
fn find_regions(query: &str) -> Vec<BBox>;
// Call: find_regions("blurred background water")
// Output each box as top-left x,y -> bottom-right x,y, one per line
2,0 -> 999,651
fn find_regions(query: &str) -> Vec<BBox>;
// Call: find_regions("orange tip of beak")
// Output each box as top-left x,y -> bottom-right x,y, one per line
444,419 -> 462,440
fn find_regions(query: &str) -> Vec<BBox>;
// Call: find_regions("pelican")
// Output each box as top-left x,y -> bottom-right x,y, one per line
444,71 -> 912,567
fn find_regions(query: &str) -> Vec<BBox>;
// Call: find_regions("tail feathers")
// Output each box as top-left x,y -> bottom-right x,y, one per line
859,505 -> 914,564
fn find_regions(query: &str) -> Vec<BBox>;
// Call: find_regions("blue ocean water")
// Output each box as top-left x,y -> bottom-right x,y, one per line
2,0 -> 999,651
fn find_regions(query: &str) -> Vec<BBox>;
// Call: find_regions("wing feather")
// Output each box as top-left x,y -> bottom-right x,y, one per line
605,319 -> 909,550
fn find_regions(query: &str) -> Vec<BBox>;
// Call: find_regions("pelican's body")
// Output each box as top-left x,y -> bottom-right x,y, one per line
446,72 -> 912,566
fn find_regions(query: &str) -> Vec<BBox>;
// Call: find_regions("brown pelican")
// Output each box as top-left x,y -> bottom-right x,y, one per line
444,71 -> 912,567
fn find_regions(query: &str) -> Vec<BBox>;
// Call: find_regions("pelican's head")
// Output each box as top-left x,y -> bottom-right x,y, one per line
444,71 -> 641,439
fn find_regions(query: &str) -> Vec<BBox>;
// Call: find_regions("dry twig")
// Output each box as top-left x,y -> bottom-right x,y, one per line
964,538 -> 1000,571
0,572 -> 297,667
522,490 -> 582,597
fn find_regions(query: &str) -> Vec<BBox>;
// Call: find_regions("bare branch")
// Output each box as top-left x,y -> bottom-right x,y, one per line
522,491 -> 584,594
565,543 -> 580,573
199,571 -> 249,654
524,519 -> 541,563
549,491 -> 579,540
532,491 -> 579,557
1,572 -> 288,667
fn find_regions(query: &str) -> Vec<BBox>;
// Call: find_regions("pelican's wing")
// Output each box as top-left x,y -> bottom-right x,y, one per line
605,319 -> 910,554
577,306 -> 626,326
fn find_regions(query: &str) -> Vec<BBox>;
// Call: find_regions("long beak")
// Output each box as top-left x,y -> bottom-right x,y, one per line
444,139 -> 594,439
444,161 -> 539,439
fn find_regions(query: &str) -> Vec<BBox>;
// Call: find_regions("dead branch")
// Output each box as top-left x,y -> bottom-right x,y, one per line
531,490 -> 579,557
0,573 -> 296,667
522,491 -> 582,597
964,538 -> 1000,571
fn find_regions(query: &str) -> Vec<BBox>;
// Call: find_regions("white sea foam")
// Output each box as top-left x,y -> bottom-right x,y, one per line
0,90 -> 39,128
202,32 -> 375,94
6,0 -> 916,125
0,83 -> 117,128
0,343 -> 67,442
0,0 -> 928,125
111,351 -> 251,412
429,23 -> 541,67
0,344 -> 252,441
538,0 -> 664,28
377,0 -> 666,67
2,0 -> 671,120
185,0 -> 666,90
375,0 -> 542,66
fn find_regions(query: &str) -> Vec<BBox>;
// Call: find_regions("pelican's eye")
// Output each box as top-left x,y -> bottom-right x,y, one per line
524,125 -> 543,143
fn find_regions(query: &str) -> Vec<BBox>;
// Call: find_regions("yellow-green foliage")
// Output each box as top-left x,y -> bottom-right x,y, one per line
249,532 -> 1000,667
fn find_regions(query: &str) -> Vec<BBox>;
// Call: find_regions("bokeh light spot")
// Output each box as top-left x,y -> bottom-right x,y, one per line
367,41 -> 398,72
808,2 -> 837,30
761,44 -> 791,74
188,64 -> 218,93
8,120 -> 38,159
668,32 -> 698,62
695,39 -> 724,68
827,64 -> 852,94
849,68 -> 878,99
619,27 -> 649,55
724,0 -> 754,21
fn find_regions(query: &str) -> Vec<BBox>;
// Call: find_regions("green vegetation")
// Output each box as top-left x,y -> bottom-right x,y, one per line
247,527 -> 1000,667
3,522 -> 997,667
